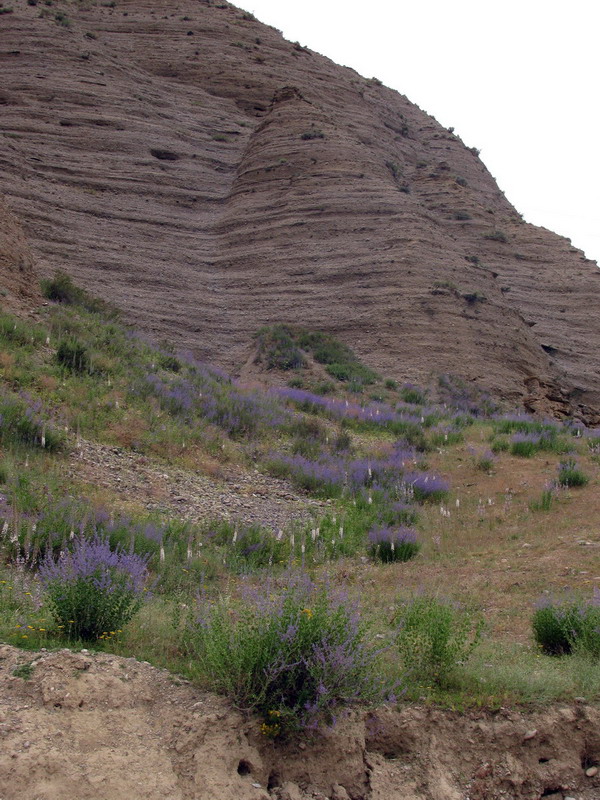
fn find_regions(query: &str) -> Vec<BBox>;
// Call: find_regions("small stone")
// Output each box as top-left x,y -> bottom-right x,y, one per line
586,766 -> 598,777
331,785 -> 350,800
251,782 -> 262,788
278,781 -> 303,800
523,729 -> 537,740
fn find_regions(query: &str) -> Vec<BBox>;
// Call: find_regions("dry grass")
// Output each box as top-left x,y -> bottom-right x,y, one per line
331,424 -> 600,647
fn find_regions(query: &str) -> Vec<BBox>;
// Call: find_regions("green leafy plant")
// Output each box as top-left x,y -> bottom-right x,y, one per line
556,458 -> 588,488
41,271 -> 114,316
185,575 -> 382,735
533,593 -> 600,657
395,595 -> 483,686
56,338 -> 90,373
40,536 -> 150,641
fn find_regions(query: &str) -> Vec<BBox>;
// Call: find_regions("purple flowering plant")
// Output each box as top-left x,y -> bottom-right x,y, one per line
39,535 -> 150,641
186,572 -> 386,735
368,526 -> 420,563
533,589 -> 600,656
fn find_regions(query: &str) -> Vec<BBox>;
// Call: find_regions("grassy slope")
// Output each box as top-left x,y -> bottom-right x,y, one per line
1,292 -> 600,711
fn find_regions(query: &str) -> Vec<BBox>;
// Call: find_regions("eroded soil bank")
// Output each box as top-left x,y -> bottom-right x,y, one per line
1,645 -> 599,800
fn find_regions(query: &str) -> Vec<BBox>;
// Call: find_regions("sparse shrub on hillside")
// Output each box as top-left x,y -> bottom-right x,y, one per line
529,486 -> 554,511
185,574 -> 383,734
453,211 -> 472,221
256,325 -> 305,371
385,160 -> 401,179
41,271 -> 114,316
300,129 -> 325,140
556,458 -> 588,488
395,595 -> 483,686
462,291 -> 486,304
0,313 -> 46,348
533,592 -> 600,657
400,384 -> 426,405
490,436 -> 510,453
56,337 -> 90,373
0,391 -> 64,451
368,526 -> 420,563
483,230 -> 508,243
54,10 -> 69,25
510,432 -> 539,457
313,380 -> 335,395
437,374 -> 498,417
39,535 -> 149,641
474,449 -> 496,472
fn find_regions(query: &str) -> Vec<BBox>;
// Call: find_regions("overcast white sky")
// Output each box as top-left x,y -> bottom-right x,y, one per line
237,0 -> 600,266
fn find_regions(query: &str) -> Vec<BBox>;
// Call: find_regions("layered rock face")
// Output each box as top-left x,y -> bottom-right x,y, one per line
1,0 -> 599,418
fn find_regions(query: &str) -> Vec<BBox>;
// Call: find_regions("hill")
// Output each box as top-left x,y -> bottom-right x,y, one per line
1,0 -> 599,421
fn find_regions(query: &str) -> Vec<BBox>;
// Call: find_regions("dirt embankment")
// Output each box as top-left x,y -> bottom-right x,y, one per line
1,645 -> 599,800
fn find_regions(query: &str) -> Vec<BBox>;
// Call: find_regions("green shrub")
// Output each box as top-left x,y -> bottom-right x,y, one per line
300,129 -> 325,140
39,536 -> 149,641
185,575 -> 382,735
395,595 -> 483,686
491,436 -> 510,453
533,594 -> 600,657
256,325 -> 304,371
56,338 -> 90,373
483,230 -> 508,243
557,458 -> 588,488
0,313 -> 46,347
0,392 -> 65,451
41,271 -> 114,316
400,385 -> 426,405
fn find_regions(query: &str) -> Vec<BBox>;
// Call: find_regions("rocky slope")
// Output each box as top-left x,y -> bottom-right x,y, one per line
2,645 -> 600,800
1,0 -> 599,420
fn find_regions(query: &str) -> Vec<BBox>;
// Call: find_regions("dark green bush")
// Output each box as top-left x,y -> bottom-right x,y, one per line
56,338 -> 90,373
557,458 -> 588,488
533,595 -> 600,657
41,271 -> 114,316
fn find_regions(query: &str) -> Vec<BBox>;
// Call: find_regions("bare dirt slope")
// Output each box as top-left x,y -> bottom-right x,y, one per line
2,644 -> 600,800
1,0 -> 599,420
0,195 -> 41,313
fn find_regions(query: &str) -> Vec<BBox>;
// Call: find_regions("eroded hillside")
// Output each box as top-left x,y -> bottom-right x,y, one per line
1,0 -> 599,420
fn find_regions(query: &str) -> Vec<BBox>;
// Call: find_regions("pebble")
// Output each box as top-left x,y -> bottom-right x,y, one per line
585,766 -> 598,777
523,729 -> 537,740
